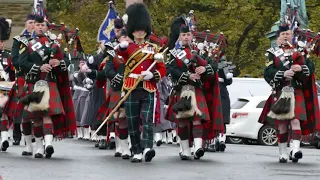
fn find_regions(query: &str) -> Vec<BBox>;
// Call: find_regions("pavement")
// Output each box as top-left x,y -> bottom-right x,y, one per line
0,139 -> 320,180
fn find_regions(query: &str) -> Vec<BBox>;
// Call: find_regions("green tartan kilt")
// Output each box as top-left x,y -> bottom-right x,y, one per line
166,88 -> 210,124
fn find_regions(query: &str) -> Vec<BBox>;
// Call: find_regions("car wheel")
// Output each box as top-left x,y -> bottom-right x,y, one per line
226,137 -> 243,144
258,125 -> 278,146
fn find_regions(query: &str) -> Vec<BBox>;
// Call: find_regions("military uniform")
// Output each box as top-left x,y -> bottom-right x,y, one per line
258,25 -> 320,163
165,16 -> 224,160
116,3 -> 166,163
18,16 -> 76,158
90,33 -> 131,159
0,17 -> 12,152
3,14 -> 35,146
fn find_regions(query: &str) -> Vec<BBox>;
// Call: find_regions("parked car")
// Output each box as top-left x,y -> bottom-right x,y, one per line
226,96 -> 278,146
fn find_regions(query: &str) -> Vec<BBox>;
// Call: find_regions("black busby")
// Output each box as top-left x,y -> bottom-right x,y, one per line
168,16 -> 188,49
114,18 -> 124,29
26,14 -> 35,21
276,25 -> 290,37
120,28 -> 127,37
125,3 -> 152,40
35,15 -> 45,23
0,18 -> 12,41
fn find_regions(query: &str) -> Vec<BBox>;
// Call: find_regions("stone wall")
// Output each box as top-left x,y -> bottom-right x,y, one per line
0,0 -> 34,49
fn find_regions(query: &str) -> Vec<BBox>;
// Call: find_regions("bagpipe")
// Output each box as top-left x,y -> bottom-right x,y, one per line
19,31 -> 63,112
267,40 -> 309,120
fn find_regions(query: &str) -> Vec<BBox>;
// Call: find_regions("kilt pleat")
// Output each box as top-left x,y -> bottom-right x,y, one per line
96,89 -> 123,123
166,88 -> 210,124
23,82 -> 65,119
3,77 -> 26,119
81,87 -> 105,126
73,89 -> 89,125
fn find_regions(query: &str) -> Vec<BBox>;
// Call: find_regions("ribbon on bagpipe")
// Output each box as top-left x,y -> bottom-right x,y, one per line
191,31 -> 228,62
48,23 -> 84,57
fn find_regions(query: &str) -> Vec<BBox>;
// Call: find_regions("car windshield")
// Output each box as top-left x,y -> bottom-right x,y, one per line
231,98 -> 249,109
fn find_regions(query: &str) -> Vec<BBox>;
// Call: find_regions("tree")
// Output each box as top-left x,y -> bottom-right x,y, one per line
48,0 -> 320,78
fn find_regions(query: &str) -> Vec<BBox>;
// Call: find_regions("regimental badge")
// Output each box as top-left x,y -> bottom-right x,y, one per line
142,45 -> 155,54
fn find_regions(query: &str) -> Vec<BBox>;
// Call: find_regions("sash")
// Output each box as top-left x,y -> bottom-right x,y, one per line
123,48 -> 151,79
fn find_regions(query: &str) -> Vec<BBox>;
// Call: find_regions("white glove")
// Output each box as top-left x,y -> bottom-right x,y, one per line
284,70 -> 294,79
88,56 -> 94,64
85,78 -> 93,84
119,41 -> 129,48
154,53 -> 164,61
73,72 -> 79,79
226,73 -> 233,79
86,84 -> 93,89
141,71 -> 153,80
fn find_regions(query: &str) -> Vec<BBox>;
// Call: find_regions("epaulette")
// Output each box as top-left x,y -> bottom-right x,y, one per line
20,36 -> 29,47
106,50 -> 115,57
13,35 -> 21,42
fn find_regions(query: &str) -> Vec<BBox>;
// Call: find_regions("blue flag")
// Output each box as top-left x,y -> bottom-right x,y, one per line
97,3 -> 117,44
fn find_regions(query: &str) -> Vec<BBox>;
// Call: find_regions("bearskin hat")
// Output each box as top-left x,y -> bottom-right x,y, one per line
125,3 -> 152,40
168,15 -> 188,49
114,18 -> 124,29
0,18 -> 12,41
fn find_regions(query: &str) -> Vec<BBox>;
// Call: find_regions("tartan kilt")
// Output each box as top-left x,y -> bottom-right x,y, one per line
96,89 -> 124,123
3,76 -> 26,117
23,82 -> 65,119
166,88 -> 210,124
259,89 -> 307,129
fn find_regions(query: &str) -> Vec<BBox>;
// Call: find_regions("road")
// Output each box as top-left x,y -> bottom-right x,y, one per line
0,139 -> 320,180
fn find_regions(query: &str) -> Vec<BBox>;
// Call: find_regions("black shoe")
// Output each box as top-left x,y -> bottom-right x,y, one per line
115,152 -> 122,157
22,151 -> 33,156
122,154 -> 130,159
215,141 -> 221,152
219,141 -> 226,152
144,149 -> 155,162
13,140 -> 21,146
45,145 -> 54,158
194,148 -> 205,160
34,153 -> 44,158
95,141 -> 99,148
173,136 -> 177,143
290,150 -> 302,163
109,138 -> 116,150
279,157 -> 288,163
180,155 -> 191,160
156,140 -> 162,147
32,138 -> 35,143
99,140 -> 107,149
1,140 -> 9,151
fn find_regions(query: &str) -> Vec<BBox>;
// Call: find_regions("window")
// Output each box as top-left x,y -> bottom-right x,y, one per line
256,100 -> 266,108
231,99 -> 249,109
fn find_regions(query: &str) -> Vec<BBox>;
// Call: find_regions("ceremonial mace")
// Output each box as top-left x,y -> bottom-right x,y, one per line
91,47 -> 169,139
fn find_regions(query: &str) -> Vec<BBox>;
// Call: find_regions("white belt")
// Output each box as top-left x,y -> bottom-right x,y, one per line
128,73 -> 141,79
218,78 -> 224,82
